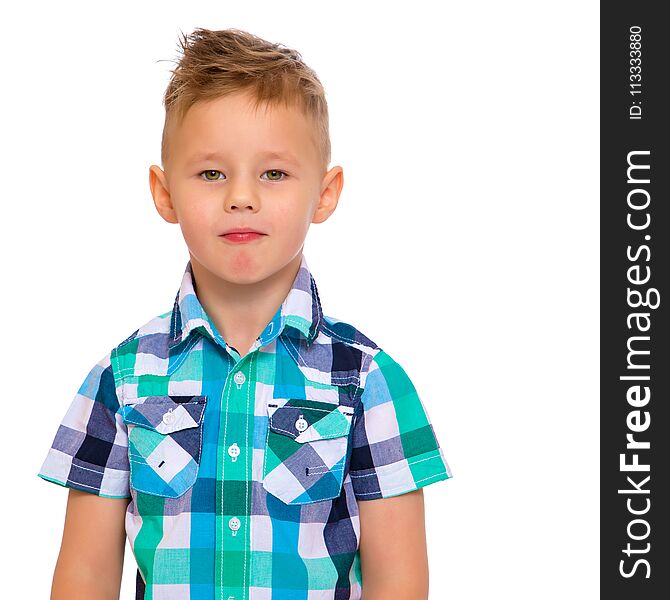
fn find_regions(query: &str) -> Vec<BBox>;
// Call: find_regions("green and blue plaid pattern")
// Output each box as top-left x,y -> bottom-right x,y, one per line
38,253 -> 452,599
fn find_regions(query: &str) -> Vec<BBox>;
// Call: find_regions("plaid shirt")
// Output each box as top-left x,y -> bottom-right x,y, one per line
38,253 -> 452,600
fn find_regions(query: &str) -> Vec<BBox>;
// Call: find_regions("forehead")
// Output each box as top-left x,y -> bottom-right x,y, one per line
171,92 -> 317,161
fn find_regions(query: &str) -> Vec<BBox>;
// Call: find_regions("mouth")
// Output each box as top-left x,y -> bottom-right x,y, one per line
219,228 -> 267,244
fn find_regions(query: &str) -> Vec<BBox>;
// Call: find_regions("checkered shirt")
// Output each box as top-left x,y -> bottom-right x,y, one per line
37,253 -> 453,599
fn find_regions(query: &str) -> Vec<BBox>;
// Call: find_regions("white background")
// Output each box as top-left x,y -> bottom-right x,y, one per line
1,1 -> 599,598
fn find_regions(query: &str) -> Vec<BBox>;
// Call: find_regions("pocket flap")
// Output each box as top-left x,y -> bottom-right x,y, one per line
268,399 -> 353,443
122,395 -> 207,434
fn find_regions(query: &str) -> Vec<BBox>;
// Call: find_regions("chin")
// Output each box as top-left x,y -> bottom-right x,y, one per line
225,254 -> 270,280
223,271 -> 268,285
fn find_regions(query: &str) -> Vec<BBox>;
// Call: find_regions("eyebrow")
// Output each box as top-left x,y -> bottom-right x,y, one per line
187,150 -> 301,166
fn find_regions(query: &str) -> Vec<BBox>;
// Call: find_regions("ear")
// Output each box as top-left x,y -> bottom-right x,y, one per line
313,166 -> 344,224
149,165 -> 179,224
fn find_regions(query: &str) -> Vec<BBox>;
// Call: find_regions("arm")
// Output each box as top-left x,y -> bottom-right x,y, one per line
359,488 -> 429,600
51,489 -> 129,600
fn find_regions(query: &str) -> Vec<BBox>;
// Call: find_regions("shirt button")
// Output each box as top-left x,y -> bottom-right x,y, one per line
295,415 -> 308,432
234,371 -> 246,385
162,409 -> 176,425
228,517 -> 241,535
228,443 -> 240,461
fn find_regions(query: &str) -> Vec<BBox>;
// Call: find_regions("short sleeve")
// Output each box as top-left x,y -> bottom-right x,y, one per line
349,349 -> 453,500
37,349 -> 131,499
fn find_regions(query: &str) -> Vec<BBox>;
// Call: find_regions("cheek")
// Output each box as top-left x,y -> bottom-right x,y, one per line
275,197 -> 314,230
281,219 -> 311,252
177,207 -> 212,244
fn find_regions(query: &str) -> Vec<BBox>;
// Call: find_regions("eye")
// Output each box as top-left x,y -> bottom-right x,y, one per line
199,170 -> 224,181
262,169 -> 287,182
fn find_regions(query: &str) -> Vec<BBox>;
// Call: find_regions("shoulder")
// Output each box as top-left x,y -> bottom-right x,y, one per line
76,309 -> 171,384
106,309 -> 173,378
321,314 -> 378,351
317,314 -> 393,387
319,314 -> 419,393
111,309 -> 173,350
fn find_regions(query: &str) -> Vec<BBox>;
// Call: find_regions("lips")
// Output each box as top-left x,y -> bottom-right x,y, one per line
220,228 -> 266,244
221,227 -> 265,235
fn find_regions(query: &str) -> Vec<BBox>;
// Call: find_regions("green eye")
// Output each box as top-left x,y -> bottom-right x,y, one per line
200,170 -> 223,181
199,169 -> 287,182
264,170 -> 286,181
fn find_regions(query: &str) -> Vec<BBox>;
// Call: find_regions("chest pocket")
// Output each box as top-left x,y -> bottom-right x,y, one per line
121,395 -> 207,498
262,399 -> 354,504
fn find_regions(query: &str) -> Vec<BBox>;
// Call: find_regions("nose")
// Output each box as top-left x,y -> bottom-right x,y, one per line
224,184 -> 260,212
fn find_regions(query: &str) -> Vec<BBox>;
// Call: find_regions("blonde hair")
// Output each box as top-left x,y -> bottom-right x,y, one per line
160,27 -> 330,172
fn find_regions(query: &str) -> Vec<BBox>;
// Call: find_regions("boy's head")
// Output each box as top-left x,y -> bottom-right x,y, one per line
149,28 -> 343,285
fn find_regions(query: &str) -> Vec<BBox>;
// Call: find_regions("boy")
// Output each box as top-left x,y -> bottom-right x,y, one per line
37,27 -> 453,600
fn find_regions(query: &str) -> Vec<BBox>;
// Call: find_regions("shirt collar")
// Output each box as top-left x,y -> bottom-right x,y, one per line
168,253 -> 323,351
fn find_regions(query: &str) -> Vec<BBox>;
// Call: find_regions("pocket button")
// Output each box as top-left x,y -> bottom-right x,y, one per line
295,415 -> 308,432
162,409 -> 176,425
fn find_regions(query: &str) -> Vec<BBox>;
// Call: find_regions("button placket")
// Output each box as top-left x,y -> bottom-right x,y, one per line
228,371 -> 246,540
217,356 -> 256,599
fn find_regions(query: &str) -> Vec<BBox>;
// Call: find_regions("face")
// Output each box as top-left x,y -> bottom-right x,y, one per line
149,90 -> 343,286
